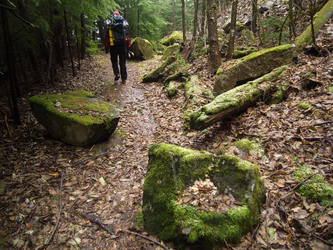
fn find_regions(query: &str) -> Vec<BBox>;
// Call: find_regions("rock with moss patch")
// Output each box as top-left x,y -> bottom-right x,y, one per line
160,31 -> 183,46
293,165 -> 333,203
142,143 -> 266,247
130,37 -> 154,60
214,44 -> 297,96
161,44 -> 179,60
29,90 -> 119,146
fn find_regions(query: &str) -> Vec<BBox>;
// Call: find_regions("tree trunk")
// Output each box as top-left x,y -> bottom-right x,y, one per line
181,0 -> 186,41
251,0 -> 258,34
289,0 -> 296,39
199,0 -> 206,37
295,0 -> 333,48
173,0 -> 176,31
193,0 -> 199,39
80,13 -> 86,60
1,2 -> 21,125
207,0 -> 221,71
64,11 -> 76,77
226,0 -> 238,60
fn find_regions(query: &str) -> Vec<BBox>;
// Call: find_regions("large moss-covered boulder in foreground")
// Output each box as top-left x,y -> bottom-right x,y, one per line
143,142 -> 266,247
29,90 -> 119,146
130,37 -> 154,60
213,44 -> 297,96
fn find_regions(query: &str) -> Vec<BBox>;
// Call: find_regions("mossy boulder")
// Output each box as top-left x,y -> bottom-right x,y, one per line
142,143 -> 266,247
160,31 -> 183,46
29,90 -> 120,146
161,44 -> 179,60
293,165 -> 333,203
213,44 -> 297,96
130,37 -> 154,60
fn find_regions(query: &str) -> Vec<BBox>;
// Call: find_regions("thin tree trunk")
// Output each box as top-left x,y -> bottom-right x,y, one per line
207,0 -> 221,71
226,0 -> 238,60
64,11 -> 76,77
80,13 -> 86,60
251,0 -> 258,34
138,5 -> 140,37
193,0 -> 199,38
1,2 -> 21,124
181,0 -> 186,41
75,26 -> 81,70
173,0 -> 176,31
289,0 -> 296,39
199,0 -> 206,37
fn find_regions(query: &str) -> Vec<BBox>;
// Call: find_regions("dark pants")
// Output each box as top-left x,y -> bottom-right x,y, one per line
110,43 -> 127,80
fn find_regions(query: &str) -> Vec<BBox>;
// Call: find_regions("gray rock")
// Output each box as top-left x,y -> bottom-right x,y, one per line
29,90 -> 119,146
130,37 -> 154,60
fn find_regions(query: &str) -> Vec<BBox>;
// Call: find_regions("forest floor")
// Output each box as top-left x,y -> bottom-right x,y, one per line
1,21 -> 333,250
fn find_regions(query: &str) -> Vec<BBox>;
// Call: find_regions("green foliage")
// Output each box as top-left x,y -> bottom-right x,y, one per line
261,15 -> 290,45
86,40 -> 101,55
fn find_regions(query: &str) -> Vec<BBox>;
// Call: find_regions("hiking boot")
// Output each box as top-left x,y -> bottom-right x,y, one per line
122,79 -> 126,84
114,75 -> 120,81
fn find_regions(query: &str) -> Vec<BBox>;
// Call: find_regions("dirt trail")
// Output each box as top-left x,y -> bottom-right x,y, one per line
95,54 -> 158,153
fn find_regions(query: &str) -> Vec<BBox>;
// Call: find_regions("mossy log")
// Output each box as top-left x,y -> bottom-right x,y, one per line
141,55 -> 176,83
163,71 -> 190,86
295,0 -> 333,49
189,66 -> 287,130
183,76 -> 205,129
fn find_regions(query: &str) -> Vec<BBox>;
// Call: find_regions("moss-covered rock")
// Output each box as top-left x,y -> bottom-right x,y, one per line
233,46 -> 258,59
29,90 -> 119,146
165,81 -> 178,97
160,31 -> 183,46
293,165 -> 333,203
130,37 -> 154,60
142,143 -> 266,247
161,44 -> 179,60
214,44 -> 297,96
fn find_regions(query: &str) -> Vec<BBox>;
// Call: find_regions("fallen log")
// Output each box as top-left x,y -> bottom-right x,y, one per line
188,66 -> 287,130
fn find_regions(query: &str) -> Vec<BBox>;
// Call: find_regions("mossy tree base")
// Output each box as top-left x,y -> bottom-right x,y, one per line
142,141 -> 266,247
29,90 -> 120,146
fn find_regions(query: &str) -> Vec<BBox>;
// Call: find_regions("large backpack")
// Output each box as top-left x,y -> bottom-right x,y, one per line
110,16 -> 126,45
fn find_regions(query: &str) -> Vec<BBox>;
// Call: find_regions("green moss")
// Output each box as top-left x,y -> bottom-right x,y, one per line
298,101 -> 312,111
217,44 -> 295,76
29,90 -> 117,126
293,165 -> 333,203
231,138 -> 261,153
173,204 -> 252,245
160,31 -> 183,46
143,143 -> 266,246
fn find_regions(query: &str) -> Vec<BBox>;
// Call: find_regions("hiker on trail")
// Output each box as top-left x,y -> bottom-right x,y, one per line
105,11 -> 132,84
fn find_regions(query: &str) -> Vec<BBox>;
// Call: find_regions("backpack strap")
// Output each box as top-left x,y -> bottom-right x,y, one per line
108,25 -> 114,46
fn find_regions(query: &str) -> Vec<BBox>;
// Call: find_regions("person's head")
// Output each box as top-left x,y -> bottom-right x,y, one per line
113,11 -> 120,16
